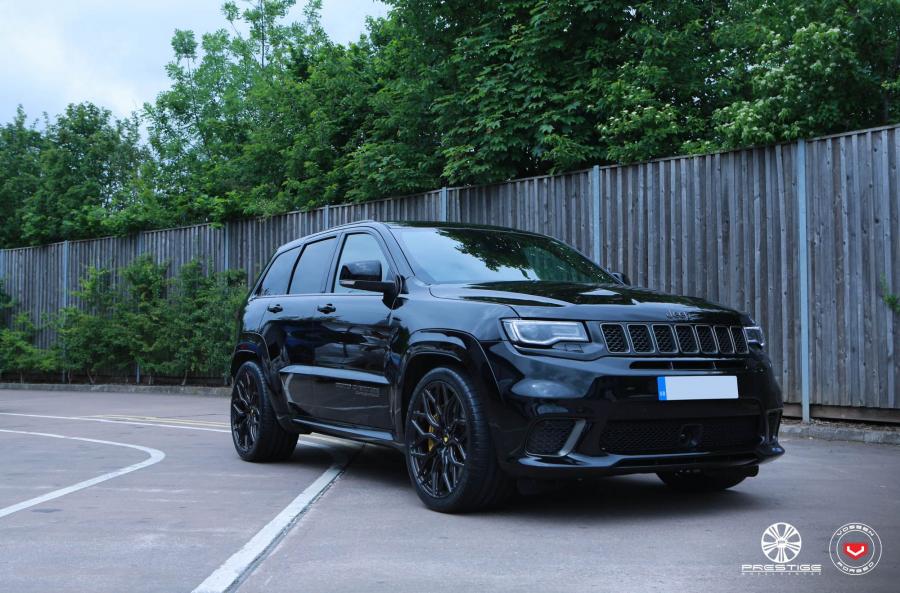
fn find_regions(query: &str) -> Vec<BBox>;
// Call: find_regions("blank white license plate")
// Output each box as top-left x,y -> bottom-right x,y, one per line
657,376 -> 738,401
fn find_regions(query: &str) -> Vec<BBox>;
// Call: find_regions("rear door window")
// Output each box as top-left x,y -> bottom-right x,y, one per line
289,237 -> 337,294
259,247 -> 300,296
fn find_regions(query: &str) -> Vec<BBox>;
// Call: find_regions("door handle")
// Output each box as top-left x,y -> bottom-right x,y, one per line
267,304 -> 283,313
317,303 -> 336,314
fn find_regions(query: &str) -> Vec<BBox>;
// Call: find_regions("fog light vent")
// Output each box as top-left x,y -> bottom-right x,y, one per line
525,419 -> 576,456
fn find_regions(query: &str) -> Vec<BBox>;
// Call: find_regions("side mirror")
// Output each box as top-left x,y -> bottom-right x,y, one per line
339,260 -> 400,301
610,271 -> 631,286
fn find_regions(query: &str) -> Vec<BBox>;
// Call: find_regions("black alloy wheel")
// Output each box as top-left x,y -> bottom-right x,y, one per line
230,361 -> 299,462
231,367 -> 261,454
408,379 -> 469,498
404,367 -> 514,513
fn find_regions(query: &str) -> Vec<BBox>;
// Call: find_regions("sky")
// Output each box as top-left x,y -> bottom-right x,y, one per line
0,0 -> 389,123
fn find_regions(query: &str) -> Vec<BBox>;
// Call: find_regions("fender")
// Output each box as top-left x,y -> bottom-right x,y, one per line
391,329 -> 502,439
230,331 -> 295,430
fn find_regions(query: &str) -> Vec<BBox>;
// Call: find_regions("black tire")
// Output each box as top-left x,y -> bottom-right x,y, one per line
656,468 -> 749,492
404,366 -> 514,513
231,361 -> 298,462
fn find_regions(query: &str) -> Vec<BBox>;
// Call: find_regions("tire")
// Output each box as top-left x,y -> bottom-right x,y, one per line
656,468 -> 750,492
404,366 -> 514,513
231,360 -> 298,462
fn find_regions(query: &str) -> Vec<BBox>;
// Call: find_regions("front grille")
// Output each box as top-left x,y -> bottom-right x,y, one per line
653,325 -> 677,353
525,419 -> 576,455
715,326 -> 735,354
696,325 -> 718,353
596,417 -> 761,454
675,324 -> 699,353
628,324 -> 654,352
731,327 -> 749,353
600,322 -> 750,357
601,324 -> 629,352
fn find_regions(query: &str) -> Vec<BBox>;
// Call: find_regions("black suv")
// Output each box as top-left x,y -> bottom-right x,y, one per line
230,221 -> 784,512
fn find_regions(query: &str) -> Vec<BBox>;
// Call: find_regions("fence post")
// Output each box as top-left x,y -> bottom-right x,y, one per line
323,204 -> 330,229
60,240 -> 70,383
223,222 -> 230,271
796,139 -> 811,424
591,165 -> 602,264
439,186 -> 449,222
135,233 -> 143,385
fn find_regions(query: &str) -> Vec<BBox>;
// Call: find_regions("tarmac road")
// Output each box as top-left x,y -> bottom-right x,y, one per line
0,388 -> 897,593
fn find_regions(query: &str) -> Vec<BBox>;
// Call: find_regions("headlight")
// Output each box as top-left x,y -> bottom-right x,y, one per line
502,319 -> 589,347
744,325 -> 766,348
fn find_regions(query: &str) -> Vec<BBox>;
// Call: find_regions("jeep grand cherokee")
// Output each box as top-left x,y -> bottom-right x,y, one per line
229,221 -> 784,513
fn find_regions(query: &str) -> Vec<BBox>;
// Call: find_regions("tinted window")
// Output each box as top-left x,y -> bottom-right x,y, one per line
333,233 -> 391,293
289,237 -> 336,294
395,228 -> 615,284
259,248 -> 299,296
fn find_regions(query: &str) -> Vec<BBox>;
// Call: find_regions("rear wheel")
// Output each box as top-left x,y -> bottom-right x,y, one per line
656,468 -> 750,492
231,361 -> 298,462
404,366 -> 513,513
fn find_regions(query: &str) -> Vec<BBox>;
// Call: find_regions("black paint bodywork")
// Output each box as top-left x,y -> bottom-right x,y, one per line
231,221 -> 784,478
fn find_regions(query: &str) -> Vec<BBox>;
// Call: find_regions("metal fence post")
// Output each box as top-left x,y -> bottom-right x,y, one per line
591,165 -> 602,264
60,240 -> 70,382
439,186 -> 449,222
797,139 -> 811,424
323,205 -> 330,229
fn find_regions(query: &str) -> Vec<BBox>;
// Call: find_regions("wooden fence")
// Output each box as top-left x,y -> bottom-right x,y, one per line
1,125 -> 898,412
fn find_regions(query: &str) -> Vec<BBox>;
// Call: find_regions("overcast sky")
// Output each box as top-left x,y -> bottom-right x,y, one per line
0,0 -> 389,123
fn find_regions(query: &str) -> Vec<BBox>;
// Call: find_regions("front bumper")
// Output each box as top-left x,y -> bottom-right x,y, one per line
482,340 -> 785,479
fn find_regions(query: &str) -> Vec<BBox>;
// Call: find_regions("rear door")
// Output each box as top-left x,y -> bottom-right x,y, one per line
307,231 -> 398,429
257,237 -> 338,419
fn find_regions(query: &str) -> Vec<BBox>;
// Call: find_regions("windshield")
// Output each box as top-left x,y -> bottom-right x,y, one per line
395,227 -> 616,284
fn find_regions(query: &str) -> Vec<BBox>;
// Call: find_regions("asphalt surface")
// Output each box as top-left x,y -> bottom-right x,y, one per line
0,389 -> 897,593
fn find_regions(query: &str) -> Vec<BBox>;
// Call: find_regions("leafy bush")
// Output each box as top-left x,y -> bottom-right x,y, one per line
882,277 -> 900,315
53,259 -> 245,384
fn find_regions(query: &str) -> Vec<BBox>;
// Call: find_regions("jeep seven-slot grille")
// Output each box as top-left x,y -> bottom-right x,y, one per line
600,323 -> 751,356
601,324 -> 629,352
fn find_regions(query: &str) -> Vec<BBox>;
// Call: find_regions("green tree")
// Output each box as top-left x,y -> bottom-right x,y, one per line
0,107 -> 42,248
19,103 -> 146,245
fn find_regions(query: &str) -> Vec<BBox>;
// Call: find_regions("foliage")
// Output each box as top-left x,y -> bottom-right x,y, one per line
2,0 -> 900,246
882,276 -> 900,315
53,260 -> 246,383
0,313 -> 52,382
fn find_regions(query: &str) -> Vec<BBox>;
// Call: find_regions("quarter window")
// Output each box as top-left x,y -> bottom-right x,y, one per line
259,247 -> 299,296
289,237 -> 337,294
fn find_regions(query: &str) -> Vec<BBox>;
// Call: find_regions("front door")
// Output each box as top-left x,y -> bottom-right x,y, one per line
307,231 -> 397,429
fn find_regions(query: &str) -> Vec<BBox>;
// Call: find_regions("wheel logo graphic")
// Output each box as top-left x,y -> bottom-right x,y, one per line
761,523 -> 802,563
830,523 -> 882,575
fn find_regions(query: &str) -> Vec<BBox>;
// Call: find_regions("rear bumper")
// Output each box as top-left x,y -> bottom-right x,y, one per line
482,340 -> 785,479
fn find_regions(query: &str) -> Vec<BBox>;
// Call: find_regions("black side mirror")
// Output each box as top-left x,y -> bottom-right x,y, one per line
610,271 -> 631,286
339,260 -> 400,302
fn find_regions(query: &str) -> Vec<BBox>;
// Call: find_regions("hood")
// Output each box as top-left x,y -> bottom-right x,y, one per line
428,281 -> 746,323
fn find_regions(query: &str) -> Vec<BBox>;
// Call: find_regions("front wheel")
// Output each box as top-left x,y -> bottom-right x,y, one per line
231,361 -> 298,462
656,468 -> 750,492
404,366 -> 513,513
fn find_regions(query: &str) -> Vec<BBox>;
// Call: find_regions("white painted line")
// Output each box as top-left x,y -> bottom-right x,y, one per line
0,412 -> 229,433
191,441 -> 359,593
0,429 -> 165,519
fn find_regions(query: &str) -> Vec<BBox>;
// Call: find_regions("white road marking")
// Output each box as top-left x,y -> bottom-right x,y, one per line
191,440 -> 358,593
0,412 -> 228,433
1,409 -> 360,592
0,429 -> 165,519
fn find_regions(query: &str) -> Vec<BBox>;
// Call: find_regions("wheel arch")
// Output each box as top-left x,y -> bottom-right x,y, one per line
394,330 -> 501,439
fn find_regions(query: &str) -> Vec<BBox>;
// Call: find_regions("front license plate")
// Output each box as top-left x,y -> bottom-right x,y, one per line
657,376 -> 738,401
